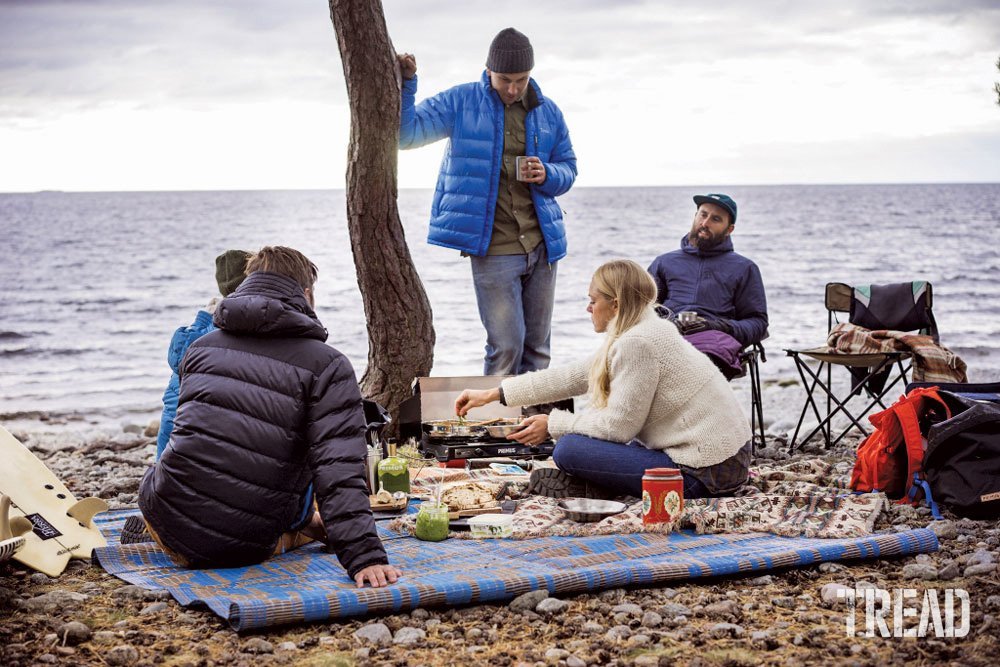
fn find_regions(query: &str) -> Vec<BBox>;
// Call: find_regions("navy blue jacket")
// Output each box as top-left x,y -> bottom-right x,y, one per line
648,236 -> 768,346
399,71 -> 577,259
139,272 -> 387,576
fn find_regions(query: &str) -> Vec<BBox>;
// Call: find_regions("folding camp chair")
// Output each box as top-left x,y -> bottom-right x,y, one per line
785,281 -> 937,450
740,343 -> 767,451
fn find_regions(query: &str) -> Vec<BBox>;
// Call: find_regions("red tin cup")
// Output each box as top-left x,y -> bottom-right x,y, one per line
642,467 -> 684,527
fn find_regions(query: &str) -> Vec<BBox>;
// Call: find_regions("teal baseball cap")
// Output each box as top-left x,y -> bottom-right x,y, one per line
693,193 -> 737,225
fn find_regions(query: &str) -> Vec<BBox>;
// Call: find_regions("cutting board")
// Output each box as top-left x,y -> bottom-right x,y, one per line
0,425 -> 108,576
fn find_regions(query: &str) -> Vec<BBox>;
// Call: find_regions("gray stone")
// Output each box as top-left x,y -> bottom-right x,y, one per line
276,641 -> 298,652
353,622 -> 392,646
640,611 -> 662,628
605,625 -> 632,641
354,648 -> 371,660
902,563 -> 938,580
22,590 -> 89,613
659,602 -> 691,616
105,645 -> 139,666
627,634 -> 651,646
964,563 -> 997,577
566,657 -> 587,667
410,608 -> 430,620
633,656 -> 660,667
703,600 -> 740,618
509,589 -> 549,612
747,575 -> 774,585
821,583 -> 853,605
708,622 -> 745,639
37,654 -> 57,664
139,601 -> 169,615
611,602 -> 643,617
968,550 -> 996,566
536,597 -> 569,615
751,630 -> 770,642
938,561 -> 961,581
243,638 -> 273,654
929,520 -> 958,540
581,621 -> 604,634
771,596 -> 796,609
56,621 -> 92,646
29,573 -> 50,585
544,648 -> 570,661
393,627 -> 425,645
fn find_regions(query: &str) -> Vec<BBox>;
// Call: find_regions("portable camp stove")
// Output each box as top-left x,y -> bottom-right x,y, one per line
398,376 -> 568,463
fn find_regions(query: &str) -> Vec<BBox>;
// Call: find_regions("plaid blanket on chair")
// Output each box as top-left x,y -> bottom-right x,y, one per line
826,322 -> 967,383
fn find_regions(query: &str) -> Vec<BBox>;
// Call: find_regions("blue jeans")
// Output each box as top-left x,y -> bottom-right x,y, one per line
470,243 -> 557,375
552,434 -> 712,499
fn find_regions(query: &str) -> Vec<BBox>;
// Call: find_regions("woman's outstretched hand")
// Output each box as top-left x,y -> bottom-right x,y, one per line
454,387 -> 501,416
508,414 -> 550,446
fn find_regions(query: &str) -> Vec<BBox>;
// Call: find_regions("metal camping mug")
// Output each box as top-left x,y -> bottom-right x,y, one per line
515,156 -> 530,181
678,311 -> 698,324
366,444 -> 383,494
642,467 -> 684,527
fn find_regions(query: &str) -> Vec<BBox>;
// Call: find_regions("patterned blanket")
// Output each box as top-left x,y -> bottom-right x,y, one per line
93,509 -> 938,630
391,459 -> 888,540
826,322 -> 967,383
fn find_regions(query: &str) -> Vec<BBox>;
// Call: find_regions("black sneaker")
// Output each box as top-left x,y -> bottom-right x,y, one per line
119,515 -> 153,545
527,468 -> 608,499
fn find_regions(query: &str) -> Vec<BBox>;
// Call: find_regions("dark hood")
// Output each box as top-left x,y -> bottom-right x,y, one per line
680,234 -> 735,258
213,272 -> 327,341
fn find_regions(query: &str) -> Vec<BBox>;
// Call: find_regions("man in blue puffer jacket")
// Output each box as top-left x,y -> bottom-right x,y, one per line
647,194 -> 768,347
397,27 -> 577,375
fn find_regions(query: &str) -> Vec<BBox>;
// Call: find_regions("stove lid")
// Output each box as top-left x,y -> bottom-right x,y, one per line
411,376 -> 522,422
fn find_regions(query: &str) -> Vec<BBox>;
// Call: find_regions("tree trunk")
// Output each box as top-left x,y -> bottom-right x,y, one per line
328,0 -> 435,430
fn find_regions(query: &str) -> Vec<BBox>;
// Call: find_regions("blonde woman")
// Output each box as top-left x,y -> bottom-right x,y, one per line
455,259 -> 751,498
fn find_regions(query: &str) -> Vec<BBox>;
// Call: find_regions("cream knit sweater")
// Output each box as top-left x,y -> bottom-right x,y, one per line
501,309 -> 751,468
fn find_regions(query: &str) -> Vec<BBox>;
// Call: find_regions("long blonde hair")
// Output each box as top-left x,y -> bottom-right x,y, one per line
587,259 -> 658,409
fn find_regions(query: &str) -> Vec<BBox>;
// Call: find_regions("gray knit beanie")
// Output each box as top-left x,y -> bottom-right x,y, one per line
215,249 -> 249,297
486,28 -> 534,73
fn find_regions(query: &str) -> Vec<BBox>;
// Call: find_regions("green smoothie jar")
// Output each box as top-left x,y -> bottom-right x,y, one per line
377,442 -> 410,495
414,502 -> 450,542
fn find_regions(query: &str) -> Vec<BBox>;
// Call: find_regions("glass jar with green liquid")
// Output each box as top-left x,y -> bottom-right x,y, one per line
377,442 -> 410,495
415,502 -> 450,541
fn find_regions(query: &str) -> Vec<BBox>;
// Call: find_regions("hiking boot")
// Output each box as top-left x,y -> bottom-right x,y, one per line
527,468 -> 611,499
119,515 -> 153,545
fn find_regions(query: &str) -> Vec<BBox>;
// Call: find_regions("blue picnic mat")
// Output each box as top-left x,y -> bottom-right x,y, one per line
92,509 -> 938,631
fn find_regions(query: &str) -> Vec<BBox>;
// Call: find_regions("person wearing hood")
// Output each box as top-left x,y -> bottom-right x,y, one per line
647,194 -> 768,347
136,246 -> 401,589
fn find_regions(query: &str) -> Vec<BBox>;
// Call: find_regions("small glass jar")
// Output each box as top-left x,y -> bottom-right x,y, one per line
377,442 -> 410,494
414,502 -> 450,542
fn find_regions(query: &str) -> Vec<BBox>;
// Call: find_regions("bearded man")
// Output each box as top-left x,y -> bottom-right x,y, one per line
647,194 -> 768,347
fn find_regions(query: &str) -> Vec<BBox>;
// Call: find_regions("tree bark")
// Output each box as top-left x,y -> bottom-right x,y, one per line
328,0 -> 435,429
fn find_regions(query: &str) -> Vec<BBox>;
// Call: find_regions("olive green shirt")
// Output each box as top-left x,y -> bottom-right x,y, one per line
489,98 -> 543,256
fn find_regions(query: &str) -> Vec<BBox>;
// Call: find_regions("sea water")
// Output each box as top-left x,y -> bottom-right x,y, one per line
1,184 -> 998,425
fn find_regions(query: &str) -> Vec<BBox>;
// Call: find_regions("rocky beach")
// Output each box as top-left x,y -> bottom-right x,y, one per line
2,408 -> 998,667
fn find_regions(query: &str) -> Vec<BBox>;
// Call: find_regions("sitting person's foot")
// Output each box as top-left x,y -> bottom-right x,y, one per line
527,468 -> 612,499
119,515 -> 153,545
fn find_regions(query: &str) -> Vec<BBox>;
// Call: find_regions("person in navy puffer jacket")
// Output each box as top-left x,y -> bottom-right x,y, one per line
397,27 -> 577,376
139,247 -> 401,588
647,194 -> 768,348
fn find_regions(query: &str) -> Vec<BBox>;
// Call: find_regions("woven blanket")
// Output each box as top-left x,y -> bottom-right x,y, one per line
826,322 -> 967,383
93,509 -> 937,631
392,459 -> 886,540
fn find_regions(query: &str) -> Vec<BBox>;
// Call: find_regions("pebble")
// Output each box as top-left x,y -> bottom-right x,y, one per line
938,561 -> 961,580
659,602 -> 691,616
243,638 -> 274,654
633,656 -> 660,667
902,563 -> 938,580
611,602 -> 643,616
708,622 -> 745,639
703,600 -> 740,618
544,648 -> 570,660
640,611 -> 662,627
509,589 -> 549,612
410,607 -> 430,620
820,583 -> 853,605
22,590 -> 89,613
29,573 -> 50,585
353,622 -> 392,646
536,597 -> 569,615
605,625 -> 632,641
566,657 -> 587,667
277,641 -> 298,652
139,601 -> 169,615
57,621 -> 92,645
771,596 -> 796,609
581,621 -> 604,634
747,574 -> 774,585
105,645 -> 139,666
393,627 -> 425,645
968,550 -> 996,566
930,520 -> 958,540
964,563 -> 997,577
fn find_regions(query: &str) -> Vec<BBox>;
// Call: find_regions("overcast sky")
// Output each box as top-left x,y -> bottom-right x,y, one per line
1,0 -> 998,192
